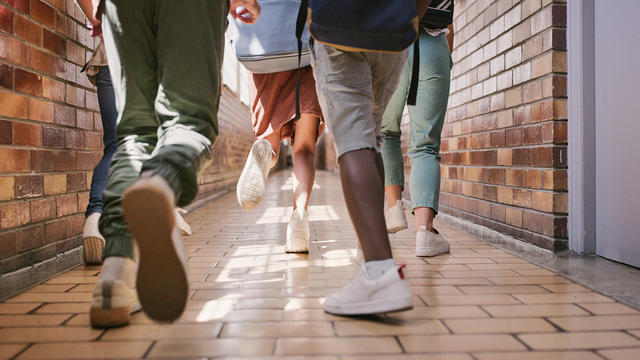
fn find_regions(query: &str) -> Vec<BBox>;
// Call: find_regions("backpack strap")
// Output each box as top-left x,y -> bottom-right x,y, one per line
295,0 -> 309,121
297,0 -> 419,108
407,39 -> 420,106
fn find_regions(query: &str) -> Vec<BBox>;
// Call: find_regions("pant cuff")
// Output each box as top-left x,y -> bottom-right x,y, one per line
411,201 -> 439,215
141,145 -> 200,207
101,232 -> 135,260
385,178 -> 404,187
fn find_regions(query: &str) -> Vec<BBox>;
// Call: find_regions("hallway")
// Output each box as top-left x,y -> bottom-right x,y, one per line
1,171 -> 639,359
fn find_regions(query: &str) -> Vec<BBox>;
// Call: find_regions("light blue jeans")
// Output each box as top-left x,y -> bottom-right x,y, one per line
381,30 -> 452,213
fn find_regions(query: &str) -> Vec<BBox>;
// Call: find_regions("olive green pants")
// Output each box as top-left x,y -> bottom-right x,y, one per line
99,0 -> 228,259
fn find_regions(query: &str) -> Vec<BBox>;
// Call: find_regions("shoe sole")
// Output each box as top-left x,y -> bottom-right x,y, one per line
285,232 -> 309,253
285,249 -> 309,253
416,244 -> 451,257
285,245 -> 309,253
323,295 -> 413,316
237,141 -> 271,210
122,180 -> 188,322
90,306 -> 132,328
83,236 -> 104,264
387,225 -> 408,234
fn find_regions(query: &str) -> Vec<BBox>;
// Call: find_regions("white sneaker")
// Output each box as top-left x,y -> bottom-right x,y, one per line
416,226 -> 450,257
90,257 -> 141,328
122,173 -> 189,322
285,209 -> 309,253
385,200 -> 408,233
355,241 -> 364,264
322,263 -> 413,315
82,212 -> 105,264
175,208 -> 192,236
236,139 -> 273,210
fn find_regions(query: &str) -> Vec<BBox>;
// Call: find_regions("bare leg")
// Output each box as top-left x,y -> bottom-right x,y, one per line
339,148 -> 392,261
415,206 -> 437,232
291,114 -> 319,212
263,128 -> 282,167
384,185 -> 403,210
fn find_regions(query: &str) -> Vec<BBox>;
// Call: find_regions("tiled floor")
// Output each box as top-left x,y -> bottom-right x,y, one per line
2,170 -> 640,359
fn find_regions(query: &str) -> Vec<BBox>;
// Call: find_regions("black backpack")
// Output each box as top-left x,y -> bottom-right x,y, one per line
295,0 -> 422,119
300,0 -> 419,52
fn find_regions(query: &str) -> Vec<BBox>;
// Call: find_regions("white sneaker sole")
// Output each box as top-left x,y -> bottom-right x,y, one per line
237,141 -> 271,210
387,224 -> 408,234
416,243 -> 451,257
122,178 -> 188,322
323,295 -> 413,316
386,215 -> 408,234
285,234 -> 309,253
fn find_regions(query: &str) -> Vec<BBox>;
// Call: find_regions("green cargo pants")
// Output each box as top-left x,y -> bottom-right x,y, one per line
99,0 -> 228,259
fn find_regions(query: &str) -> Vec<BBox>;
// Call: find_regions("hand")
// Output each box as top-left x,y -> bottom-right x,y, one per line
75,0 -> 102,37
229,0 -> 260,24
86,14 -> 101,29
89,24 -> 102,38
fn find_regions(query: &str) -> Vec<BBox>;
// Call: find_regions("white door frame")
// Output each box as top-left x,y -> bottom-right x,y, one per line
567,0 -> 596,254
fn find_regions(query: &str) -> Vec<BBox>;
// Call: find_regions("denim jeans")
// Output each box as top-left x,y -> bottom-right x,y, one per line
380,30 -> 452,213
85,66 -> 118,217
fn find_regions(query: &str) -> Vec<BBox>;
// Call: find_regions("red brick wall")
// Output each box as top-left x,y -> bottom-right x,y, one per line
0,0 -> 253,292
0,0 -> 97,280
439,0 -> 568,251
199,87 -> 254,199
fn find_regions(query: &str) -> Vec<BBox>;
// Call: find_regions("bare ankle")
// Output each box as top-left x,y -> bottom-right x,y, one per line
417,224 -> 436,233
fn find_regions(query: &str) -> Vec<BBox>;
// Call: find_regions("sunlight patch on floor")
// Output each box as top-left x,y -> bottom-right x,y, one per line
196,297 -> 235,322
279,174 -> 321,191
255,205 -> 340,224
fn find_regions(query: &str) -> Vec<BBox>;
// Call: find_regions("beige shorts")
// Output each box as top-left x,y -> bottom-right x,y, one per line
309,41 -> 408,159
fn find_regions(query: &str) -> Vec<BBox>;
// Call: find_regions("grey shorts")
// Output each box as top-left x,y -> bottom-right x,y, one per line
309,41 -> 408,159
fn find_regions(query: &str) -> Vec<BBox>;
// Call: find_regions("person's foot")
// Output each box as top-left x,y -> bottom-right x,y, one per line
236,139 -> 272,210
82,212 -> 105,264
384,200 -> 408,233
122,173 -> 189,322
285,209 -> 309,253
322,262 -> 413,315
416,226 -> 450,257
175,208 -> 192,236
90,257 -> 141,328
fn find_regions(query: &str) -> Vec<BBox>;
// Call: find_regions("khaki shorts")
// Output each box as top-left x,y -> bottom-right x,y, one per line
309,41 -> 408,159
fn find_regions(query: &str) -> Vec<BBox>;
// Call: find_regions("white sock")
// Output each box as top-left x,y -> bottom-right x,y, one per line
364,258 -> 396,280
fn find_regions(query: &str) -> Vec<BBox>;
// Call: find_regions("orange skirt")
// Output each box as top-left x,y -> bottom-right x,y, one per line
250,66 -> 324,143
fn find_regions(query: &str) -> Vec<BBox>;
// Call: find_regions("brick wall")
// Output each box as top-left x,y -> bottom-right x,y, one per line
0,0 -> 253,298
199,87 -> 254,199
439,0 -> 568,251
